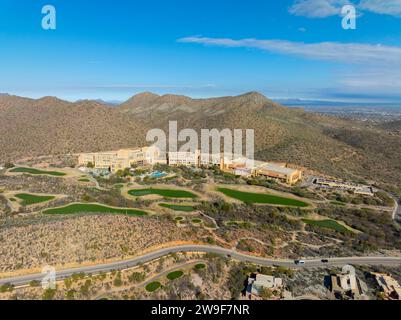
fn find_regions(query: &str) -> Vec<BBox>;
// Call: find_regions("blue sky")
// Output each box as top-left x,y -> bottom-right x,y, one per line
1,0 -> 401,102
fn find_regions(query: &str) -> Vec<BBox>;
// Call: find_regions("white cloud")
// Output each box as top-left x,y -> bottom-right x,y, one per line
289,0 -> 350,18
359,0 -> 401,17
178,36 -> 401,65
338,67 -> 401,94
178,36 -> 401,97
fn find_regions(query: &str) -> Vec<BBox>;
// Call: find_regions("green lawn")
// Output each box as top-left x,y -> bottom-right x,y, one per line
331,201 -> 346,206
218,187 -> 309,207
166,270 -> 184,281
302,219 -> 351,233
10,167 -> 66,177
174,216 -> 184,221
145,281 -> 161,292
15,193 -> 55,206
78,178 -> 90,182
194,263 -> 206,270
192,218 -> 202,224
159,203 -> 196,212
43,203 -> 148,216
128,188 -> 197,199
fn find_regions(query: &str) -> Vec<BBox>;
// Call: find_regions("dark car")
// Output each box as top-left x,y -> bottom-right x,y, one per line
321,259 -> 329,263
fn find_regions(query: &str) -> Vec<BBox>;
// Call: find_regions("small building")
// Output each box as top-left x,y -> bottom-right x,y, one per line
248,274 -> 283,296
220,156 -> 302,184
253,163 -> 302,185
330,266 -> 366,300
372,273 -> 401,300
314,178 -> 374,196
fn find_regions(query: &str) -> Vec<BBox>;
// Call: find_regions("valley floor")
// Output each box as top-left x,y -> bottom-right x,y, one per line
0,155 -> 400,300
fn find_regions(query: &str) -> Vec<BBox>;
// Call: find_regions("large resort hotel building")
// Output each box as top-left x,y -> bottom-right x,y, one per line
167,151 -> 301,184
78,148 -> 302,185
78,146 -> 161,173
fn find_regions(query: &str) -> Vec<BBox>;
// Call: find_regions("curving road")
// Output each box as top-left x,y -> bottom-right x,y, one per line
1,245 -> 401,287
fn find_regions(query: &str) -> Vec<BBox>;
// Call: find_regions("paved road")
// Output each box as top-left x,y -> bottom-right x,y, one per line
1,245 -> 401,287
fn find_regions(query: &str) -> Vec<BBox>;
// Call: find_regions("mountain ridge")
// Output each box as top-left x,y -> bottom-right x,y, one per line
1,91 -> 400,187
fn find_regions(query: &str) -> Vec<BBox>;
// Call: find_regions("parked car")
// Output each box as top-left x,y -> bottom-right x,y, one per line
321,259 -> 329,263
294,260 -> 306,265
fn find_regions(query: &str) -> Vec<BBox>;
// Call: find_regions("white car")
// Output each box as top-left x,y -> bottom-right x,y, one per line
295,260 -> 306,265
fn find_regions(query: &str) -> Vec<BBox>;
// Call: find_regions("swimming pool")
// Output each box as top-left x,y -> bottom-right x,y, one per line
150,171 -> 167,178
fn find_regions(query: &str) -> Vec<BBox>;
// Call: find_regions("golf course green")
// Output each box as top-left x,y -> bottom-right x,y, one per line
302,219 -> 351,233
43,203 -> 148,216
217,187 -> 309,207
145,281 -> 161,292
194,263 -> 206,270
128,188 -> 197,199
10,167 -> 66,177
15,193 -> 55,206
159,203 -> 196,212
166,270 -> 184,281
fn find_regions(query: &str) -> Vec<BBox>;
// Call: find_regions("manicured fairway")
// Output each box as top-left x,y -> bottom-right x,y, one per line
15,193 -> 55,206
43,203 -> 148,216
9,167 -> 66,176
159,203 -> 196,212
78,178 -> 90,182
302,219 -> 351,233
145,281 -> 161,292
128,188 -> 197,199
166,270 -> 183,281
217,187 -> 308,207
331,201 -> 346,206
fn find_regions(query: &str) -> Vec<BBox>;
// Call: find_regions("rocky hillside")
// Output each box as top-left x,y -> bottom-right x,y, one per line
1,92 -> 400,188
119,92 -> 401,187
0,95 -> 147,161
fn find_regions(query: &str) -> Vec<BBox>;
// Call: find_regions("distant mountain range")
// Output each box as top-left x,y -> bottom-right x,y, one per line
1,92 -> 401,187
